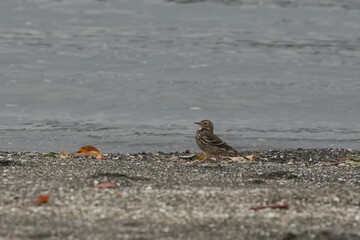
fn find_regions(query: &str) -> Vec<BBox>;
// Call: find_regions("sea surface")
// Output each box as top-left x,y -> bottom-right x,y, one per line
1,0 -> 360,153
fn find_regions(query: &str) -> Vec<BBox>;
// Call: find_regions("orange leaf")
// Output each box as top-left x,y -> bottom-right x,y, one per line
94,182 -> 118,188
194,153 -> 206,160
35,195 -> 50,206
77,145 -> 103,159
78,145 -> 100,153
60,146 -> 103,159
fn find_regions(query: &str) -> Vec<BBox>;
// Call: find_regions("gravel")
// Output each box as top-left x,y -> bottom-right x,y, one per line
1,149 -> 360,240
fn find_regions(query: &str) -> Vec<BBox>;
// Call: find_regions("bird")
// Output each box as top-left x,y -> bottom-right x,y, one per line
194,120 -> 249,162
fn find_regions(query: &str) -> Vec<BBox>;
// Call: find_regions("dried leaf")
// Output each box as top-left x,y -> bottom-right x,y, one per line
169,156 -> 179,161
77,145 -> 103,159
35,195 -> 50,206
194,153 -> 206,160
246,153 -> 257,161
250,203 -> 289,211
94,182 -> 119,189
179,153 -> 206,161
179,154 -> 197,160
60,152 -> 70,158
228,153 -> 256,162
338,155 -> 360,162
60,145 -> 103,159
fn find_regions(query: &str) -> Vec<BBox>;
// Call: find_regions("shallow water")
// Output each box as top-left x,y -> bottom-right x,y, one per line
1,0 -> 360,153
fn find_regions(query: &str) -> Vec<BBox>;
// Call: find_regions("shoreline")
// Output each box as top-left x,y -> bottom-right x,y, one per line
1,149 -> 360,240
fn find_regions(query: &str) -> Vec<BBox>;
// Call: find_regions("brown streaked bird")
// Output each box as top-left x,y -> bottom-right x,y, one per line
194,120 -> 249,161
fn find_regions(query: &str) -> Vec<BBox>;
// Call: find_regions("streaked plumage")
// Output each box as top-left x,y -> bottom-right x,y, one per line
195,120 -> 248,160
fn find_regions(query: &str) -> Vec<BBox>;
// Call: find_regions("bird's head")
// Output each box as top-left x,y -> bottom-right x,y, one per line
194,120 -> 214,131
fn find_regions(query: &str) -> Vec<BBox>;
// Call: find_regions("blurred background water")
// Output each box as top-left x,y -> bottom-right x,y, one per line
1,0 -> 360,153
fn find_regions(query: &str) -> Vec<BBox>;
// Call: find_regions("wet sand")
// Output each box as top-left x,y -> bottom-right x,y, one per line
1,149 -> 360,240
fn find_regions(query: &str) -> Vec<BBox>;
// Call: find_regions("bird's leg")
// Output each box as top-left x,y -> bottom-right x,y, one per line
215,155 -> 224,164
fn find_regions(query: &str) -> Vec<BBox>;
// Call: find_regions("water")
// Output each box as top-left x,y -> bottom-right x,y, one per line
1,0 -> 360,153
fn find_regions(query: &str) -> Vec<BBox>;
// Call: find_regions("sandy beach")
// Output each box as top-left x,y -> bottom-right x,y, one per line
1,149 -> 359,240
1,1 -> 360,239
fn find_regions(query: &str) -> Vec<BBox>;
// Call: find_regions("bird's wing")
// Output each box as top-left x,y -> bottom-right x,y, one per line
203,132 -> 237,152
202,131 -> 250,160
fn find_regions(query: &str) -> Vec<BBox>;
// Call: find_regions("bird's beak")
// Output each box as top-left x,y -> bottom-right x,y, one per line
194,122 -> 200,125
